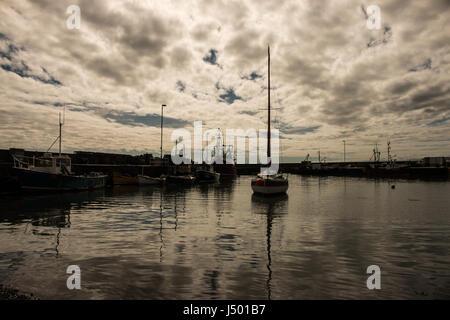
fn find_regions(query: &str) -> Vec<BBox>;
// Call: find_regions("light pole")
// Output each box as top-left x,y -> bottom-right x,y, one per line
343,140 -> 346,162
160,104 -> 166,159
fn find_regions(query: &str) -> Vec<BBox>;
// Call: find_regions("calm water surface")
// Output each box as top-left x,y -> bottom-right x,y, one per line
0,175 -> 449,299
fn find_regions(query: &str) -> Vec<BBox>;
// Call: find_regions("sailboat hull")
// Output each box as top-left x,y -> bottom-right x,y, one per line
251,184 -> 288,195
137,175 -> 162,185
166,175 -> 196,184
251,177 -> 288,194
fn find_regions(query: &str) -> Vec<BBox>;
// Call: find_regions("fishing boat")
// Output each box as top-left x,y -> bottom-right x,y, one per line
251,46 -> 288,195
212,130 -> 237,178
12,111 -> 106,191
12,153 -> 106,191
195,164 -> 220,183
213,163 -> 237,178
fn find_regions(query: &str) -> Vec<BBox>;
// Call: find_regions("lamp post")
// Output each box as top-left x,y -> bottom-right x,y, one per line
160,104 -> 166,159
343,140 -> 346,162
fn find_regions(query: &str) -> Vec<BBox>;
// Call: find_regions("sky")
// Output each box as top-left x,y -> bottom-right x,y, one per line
0,0 -> 449,162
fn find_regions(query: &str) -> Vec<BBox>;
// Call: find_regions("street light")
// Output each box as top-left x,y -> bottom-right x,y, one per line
161,104 -> 166,159
342,140 -> 346,162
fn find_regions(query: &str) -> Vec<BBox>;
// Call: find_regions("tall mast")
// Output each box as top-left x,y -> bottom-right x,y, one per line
267,46 -> 271,159
160,104 -> 166,159
58,109 -> 65,156
59,112 -> 62,156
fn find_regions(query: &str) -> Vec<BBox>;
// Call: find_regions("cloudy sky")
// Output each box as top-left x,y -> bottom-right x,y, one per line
0,0 -> 449,162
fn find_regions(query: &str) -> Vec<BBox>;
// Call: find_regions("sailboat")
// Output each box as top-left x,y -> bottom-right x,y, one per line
251,46 -> 289,195
137,104 -> 165,186
137,172 -> 162,185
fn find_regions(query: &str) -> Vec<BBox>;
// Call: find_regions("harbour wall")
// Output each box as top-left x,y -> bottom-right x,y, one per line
1,148 -> 449,193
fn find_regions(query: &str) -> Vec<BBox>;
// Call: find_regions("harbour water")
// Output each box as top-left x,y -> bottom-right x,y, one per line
0,175 -> 449,299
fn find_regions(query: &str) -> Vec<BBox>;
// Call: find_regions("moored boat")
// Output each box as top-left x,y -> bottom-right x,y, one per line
212,131 -> 237,178
12,110 -> 107,192
213,162 -> 237,179
137,174 -> 163,185
165,175 -> 196,184
251,173 -> 289,194
195,165 -> 220,183
112,172 -> 139,185
13,154 -> 106,191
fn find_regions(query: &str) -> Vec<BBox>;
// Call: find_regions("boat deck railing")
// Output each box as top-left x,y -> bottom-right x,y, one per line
12,155 -> 70,170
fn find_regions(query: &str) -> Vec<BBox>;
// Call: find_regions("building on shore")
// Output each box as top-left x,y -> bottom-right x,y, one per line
422,157 -> 450,167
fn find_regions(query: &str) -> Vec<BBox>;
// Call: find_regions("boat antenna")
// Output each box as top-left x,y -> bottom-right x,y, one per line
47,109 -> 65,154
59,107 -> 65,156
387,140 -> 390,161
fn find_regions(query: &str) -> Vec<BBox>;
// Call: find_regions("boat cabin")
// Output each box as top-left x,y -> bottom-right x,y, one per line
13,153 -> 72,175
